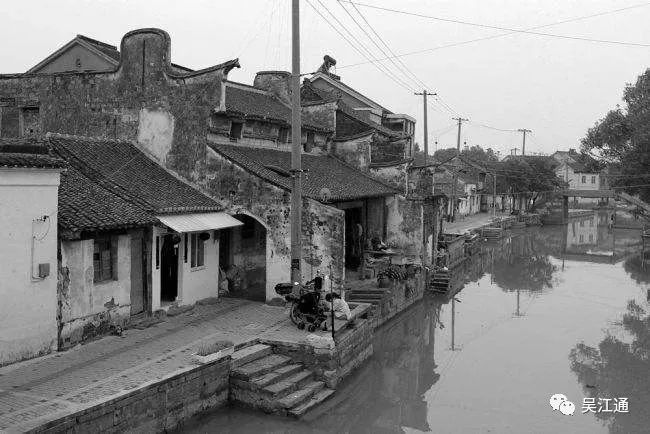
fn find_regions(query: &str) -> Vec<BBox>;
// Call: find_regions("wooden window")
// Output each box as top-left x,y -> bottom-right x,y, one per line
155,236 -> 160,269
93,236 -> 116,282
190,233 -> 205,268
591,176 -> 596,184
229,121 -> 243,141
581,175 -> 587,183
278,127 -> 289,143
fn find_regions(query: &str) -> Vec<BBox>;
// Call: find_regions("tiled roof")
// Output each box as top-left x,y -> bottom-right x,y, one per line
224,83 -> 329,132
208,143 -> 397,202
58,165 -> 156,233
49,134 -> 222,215
0,140 -> 65,169
301,79 -> 401,139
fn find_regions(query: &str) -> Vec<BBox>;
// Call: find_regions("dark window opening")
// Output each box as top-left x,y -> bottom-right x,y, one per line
278,127 -> 289,143
229,121 -> 243,141
0,106 -> 20,138
93,236 -> 116,282
304,132 -> 315,152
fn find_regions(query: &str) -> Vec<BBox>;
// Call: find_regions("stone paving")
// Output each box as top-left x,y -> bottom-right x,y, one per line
444,212 -> 508,234
0,298 -> 330,432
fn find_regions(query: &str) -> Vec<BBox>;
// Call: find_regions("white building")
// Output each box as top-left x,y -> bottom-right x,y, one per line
50,134 -> 241,349
0,142 -> 64,365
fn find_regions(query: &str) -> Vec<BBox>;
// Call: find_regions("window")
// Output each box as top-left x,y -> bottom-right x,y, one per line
229,121 -> 243,141
591,176 -> 596,184
581,175 -> 587,183
303,132 -> 314,152
0,105 -> 19,138
589,234 -> 594,242
278,127 -> 289,143
190,233 -> 205,268
93,236 -> 115,282
579,234 -> 584,243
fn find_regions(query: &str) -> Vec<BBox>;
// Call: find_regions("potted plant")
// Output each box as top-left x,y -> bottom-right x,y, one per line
191,339 -> 234,364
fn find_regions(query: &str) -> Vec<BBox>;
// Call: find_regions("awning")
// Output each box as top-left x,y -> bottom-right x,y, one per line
156,212 -> 243,233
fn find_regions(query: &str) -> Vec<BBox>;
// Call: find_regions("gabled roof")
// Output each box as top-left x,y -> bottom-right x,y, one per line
0,139 -> 65,169
49,134 -> 221,215
308,71 -> 392,114
28,34 -> 192,74
302,79 -> 401,140
208,143 -> 397,202
224,82 -> 330,132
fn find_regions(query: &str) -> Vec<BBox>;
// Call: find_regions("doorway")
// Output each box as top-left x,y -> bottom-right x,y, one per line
160,234 -> 179,303
344,207 -> 363,271
130,234 -> 146,315
220,214 -> 267,302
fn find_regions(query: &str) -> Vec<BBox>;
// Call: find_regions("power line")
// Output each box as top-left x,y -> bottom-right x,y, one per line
307,0 -> 412,92
337,2 -> 650,70
314,0 -> 412,90
344,0 -> 430,90
338,0 -> 425,91
341,1 -> 650,48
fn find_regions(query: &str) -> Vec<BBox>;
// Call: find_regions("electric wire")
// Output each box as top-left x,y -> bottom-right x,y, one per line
307,0 -> 416,92
340,1 -> 650,48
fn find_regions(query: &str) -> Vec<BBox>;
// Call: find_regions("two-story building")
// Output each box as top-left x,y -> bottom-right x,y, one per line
552,150 -> 604,206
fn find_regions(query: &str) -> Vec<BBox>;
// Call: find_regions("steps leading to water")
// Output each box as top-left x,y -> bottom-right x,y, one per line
229,344 -> 335,417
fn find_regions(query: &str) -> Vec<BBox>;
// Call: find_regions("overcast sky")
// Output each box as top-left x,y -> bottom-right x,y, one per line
3,0 -> 650,157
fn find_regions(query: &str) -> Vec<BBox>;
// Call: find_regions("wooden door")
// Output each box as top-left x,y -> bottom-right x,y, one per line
130,235 -> 145,315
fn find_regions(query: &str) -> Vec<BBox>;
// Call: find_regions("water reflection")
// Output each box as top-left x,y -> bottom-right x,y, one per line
569,300 -> 650,434
182,217 -> 648,433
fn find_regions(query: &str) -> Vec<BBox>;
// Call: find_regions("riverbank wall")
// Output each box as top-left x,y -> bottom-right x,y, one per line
32,356 -> 231,433
20,287 -> 415,432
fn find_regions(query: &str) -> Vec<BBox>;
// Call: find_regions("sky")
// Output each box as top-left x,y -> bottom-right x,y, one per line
2,0 -> 650,158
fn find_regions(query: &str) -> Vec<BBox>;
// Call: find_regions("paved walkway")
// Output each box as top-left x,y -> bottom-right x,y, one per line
0,298 -> 323,432
444,212 -> 508,234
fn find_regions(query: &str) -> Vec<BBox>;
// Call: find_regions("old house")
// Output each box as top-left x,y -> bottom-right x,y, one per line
0,141 -> 64,365
49,133 -> 241,348
206,75 -> 400,296
300,58 -> 426,271
552,149 -> 606,206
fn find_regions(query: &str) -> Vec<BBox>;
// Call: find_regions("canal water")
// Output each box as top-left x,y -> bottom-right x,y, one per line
182,212 -> 649,434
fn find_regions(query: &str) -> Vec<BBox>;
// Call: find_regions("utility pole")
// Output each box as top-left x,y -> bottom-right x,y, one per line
450,117 -> 467,222
290,0 -> 302,285
453,117 -> 468,151
517,128 -> 532,155
415,90 -> 435,165
492,172 -> 497,217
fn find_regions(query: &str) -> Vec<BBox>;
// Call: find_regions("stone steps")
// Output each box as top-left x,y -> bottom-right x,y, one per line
231,343 -> 273,368
232,354 -> 292,380
229,344 -> 335,417
287,388 -> 336,418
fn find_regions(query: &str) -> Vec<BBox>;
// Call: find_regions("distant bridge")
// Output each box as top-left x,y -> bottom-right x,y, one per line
560,189 -> 615,198
558,189 -> 650,221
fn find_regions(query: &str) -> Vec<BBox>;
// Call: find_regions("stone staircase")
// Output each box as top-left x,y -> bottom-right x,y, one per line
229,343 -> 335,418
346,288 -> 386,306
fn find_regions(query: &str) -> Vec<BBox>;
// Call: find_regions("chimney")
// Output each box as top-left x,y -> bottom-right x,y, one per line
253,71 -> 292,105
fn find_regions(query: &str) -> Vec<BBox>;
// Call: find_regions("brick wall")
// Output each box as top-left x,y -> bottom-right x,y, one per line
35,356 -> 230,433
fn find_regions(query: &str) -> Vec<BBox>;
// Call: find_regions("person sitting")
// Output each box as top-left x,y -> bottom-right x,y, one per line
324,292 -> 351,321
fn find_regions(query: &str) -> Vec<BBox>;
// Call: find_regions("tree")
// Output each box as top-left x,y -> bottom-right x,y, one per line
581,69 -> 650,202
570,300 -> 650,434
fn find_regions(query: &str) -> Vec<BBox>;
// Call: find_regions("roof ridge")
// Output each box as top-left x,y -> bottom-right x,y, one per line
76,34 -> 118,50
328,154 -> 399,193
